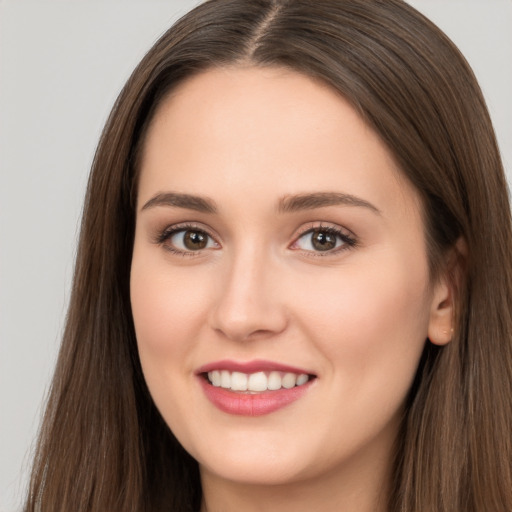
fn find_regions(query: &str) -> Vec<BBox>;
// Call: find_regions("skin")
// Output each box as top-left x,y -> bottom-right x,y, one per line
130,66 -> 454,512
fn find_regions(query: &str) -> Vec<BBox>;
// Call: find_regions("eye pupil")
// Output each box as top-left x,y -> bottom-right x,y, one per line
184,230 -> 208,250
312,230 -> 337,251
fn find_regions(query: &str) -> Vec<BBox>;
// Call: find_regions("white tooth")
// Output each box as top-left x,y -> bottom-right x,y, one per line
248,372 -> 268,392
267,371 -> 282,390
282,372 -> 297,389
231,371 -> 248,391
210,370 -> 221,387
220,370 -> 231,389
296,373 -> 309,386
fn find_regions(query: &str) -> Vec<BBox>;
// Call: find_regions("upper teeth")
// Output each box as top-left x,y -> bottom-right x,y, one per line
207,370 -> 309,392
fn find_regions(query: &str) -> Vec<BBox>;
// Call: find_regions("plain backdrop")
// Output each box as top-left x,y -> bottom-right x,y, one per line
1,1 -> 511,510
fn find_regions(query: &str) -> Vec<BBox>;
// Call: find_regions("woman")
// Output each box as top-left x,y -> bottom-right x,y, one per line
24,0 -> 512,511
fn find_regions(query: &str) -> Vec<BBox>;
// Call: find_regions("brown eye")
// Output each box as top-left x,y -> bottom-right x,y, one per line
167,228 -> 217,252
293,226 -> 354,253
311,230 -> 337,251
183,230 -> 208,250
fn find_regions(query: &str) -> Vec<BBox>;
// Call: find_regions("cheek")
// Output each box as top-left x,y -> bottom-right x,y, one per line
129,256 -> 218,439
130,254 -> 212,376
291,254 -> 431,386
288,257 -> 432,447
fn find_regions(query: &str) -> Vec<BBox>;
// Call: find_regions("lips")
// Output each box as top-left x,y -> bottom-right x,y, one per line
196,359 -> 316,416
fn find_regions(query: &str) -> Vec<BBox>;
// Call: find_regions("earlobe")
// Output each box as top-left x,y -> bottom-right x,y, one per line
427,238 -> 467,346
427,280 -> 454,346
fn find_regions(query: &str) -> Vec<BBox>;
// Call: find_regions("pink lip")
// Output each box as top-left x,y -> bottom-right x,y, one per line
196,359 -> 316,417
196,359 -> 313,375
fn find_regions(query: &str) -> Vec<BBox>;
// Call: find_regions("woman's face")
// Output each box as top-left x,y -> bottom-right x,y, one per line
131,67 -> 451,489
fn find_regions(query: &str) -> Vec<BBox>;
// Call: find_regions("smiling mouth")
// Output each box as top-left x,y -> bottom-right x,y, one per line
204,370 -> 315,393
198,362 -> 317,415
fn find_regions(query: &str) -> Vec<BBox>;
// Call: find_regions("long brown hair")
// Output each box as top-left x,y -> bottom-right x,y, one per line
25,1 -> 512,510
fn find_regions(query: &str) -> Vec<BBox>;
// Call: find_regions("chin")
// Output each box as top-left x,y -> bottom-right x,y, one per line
198,453 -> 310,486
177,425 -> 308,484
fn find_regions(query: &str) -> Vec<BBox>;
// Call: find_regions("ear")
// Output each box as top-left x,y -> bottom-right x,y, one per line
427,238 -> 467,346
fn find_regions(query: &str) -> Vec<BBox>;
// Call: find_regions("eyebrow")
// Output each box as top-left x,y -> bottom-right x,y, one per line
140,191 -> 380,216
141,192 -> 217,213
278,192 -> 380,215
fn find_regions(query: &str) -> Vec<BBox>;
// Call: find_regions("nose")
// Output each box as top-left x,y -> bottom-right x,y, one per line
208,247 -> 288,342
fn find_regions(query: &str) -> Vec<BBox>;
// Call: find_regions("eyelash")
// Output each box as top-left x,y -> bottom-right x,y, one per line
290,223 -> 357,257
154,222 -> 357,257
154,223 -> 219,257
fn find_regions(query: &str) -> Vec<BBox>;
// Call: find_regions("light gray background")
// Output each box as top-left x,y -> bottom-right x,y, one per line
1,1 -> 511,510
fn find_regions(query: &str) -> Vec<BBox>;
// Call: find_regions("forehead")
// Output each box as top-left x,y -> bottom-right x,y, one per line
137,65 -> 420,220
